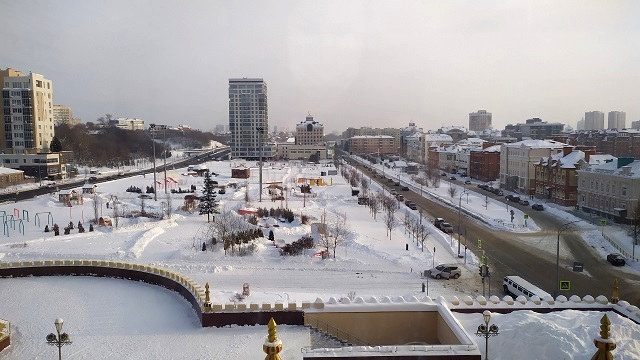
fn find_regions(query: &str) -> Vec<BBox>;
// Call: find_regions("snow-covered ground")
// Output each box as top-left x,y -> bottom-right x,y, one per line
0,158 -> 638,359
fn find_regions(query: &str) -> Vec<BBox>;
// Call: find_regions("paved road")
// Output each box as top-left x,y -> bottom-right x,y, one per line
350,157 -> 640,306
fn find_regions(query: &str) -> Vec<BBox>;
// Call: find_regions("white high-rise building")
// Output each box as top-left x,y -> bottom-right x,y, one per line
584,111 -> 604,131
228,78 -> 272,159
469,110 -> 492,131
1,68 -> 55,153
607,111 -> 626,130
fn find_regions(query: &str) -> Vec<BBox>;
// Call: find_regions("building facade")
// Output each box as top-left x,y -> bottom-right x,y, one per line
0,167 -> 27,188
53,105 -> 78,126
113,118 -> 144,131
0,151 -> 70,180
585,111 -> 605,131
347,135 -> 395,155
469,144 -> 501,182
500,139 -> 568,194
295,114 -> 324,145
577,157 -> 640,224
469,110 -> 492,131
608,111 -> 626,130
557,130 -> 640,159
342,127 -> 401,154
503,118 -> 564,140
533,146 -> 595,206
276,143 -> 327,161
1,68 -> 55,153
228,78 -> 273,159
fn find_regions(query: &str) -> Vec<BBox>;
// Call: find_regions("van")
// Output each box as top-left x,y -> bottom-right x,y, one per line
503,276 -> 551,299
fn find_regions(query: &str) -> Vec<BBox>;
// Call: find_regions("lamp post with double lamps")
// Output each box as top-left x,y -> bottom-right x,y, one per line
555,220 -> 582,298
46,318 -> 72,360
475,310 -> 499,360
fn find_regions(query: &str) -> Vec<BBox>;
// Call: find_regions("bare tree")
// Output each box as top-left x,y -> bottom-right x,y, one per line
369,193 -> 381,220
629,201 -> 640,247
360,177 -> 370,197
383,208 -> 397,240
448,185 -> 458,199
318,214 -> 349,259
166,193 -> 173,218
112,198 -> 121,228
140,196 -> 146,216
416,223 -> 431,252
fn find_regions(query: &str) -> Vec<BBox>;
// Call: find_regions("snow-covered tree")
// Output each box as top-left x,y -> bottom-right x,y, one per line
199,170 -> 219,222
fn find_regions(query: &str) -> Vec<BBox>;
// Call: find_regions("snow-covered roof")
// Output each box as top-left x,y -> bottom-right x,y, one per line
82,184 -> 97,189
541,150 -> 586,169
504,139 -> 568,149
439,125 -> 468,133
582,159 -> 640,177
392,160 -> 407,167
588,154 -> 617,165
0,167 -> 23,175
482,145 -> 501,153
424,134 -> 453,143
58,189 -> 76,195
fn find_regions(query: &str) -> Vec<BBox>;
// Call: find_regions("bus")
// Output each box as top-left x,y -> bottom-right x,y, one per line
503,276 -> 551,299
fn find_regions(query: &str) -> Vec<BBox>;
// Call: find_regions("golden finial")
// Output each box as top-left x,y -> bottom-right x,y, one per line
611,279 -> 619,304
205,282 -> 211,303
263,317 -> 283,360
590,314 -> 616,360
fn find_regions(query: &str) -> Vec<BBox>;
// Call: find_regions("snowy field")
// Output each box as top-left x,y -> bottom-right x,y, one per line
0,158 -> 639,359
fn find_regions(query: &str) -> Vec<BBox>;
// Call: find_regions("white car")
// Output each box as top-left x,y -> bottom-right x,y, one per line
427,264 -> 461,279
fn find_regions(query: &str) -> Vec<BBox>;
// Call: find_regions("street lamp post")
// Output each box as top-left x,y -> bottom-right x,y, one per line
457,191 -> 468,257
257,126 -> 264,202
46,318 -> 72,360
555,220 -> 582,298
150,124 -> 158,201
161,125 -> 168,194
475,310 -> 499,360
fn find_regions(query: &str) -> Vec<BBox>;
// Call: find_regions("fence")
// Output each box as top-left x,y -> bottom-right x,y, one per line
602,233 -> 639,262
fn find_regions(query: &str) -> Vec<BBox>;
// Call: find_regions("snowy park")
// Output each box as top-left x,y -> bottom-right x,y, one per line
0,158 -> 639,359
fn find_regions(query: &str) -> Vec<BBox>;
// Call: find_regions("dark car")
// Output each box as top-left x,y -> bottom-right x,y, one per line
394,181 -> 401,186
401,186 -> 409,191
532,204 -> 544,211
505,194 -> 513,201
88,176 -> 98,183
441,172 -> 447,176
607,253 -> 626,266
448,176 -> 456,181
407,203 -> 418,210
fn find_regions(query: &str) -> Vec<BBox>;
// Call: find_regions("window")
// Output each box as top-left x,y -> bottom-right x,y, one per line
622,186 -> 627,196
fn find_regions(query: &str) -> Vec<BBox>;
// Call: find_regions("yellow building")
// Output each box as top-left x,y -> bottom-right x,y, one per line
1,68 -> 55,154
53,105 -> 78,126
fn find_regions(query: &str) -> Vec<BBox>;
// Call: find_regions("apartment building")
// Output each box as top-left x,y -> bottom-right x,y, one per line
1,68 -> 55,153
343,127 -> 401,154
500,139 -> 567,194
53,105 -> 79,126
0,151 -> 72,180
228,78 -> 273,159
557,130 -> 640,159
469,110 -> 492,131
423,133 -> 453,164
503,118 -> 565,140
585,111 -> 605,131
347,135 -> 395,155
608,111 -> 626,130
577,157 -> 640,224
295,114 -> 324,145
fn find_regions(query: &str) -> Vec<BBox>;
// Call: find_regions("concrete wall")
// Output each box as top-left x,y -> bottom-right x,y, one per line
305,311 -> 449,346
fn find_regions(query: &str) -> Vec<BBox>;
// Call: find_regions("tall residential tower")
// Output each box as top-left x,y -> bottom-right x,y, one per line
584,111 -> 604,131
1,68 -> 54,153
608,111 -> 626,130
228,78 -> 272,159
469,110 -> 492,131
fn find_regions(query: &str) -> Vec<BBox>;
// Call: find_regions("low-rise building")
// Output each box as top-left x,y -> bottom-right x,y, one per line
113,118 -> 145,131
0,151 -> 72,180
276,143 -> 327,161
533,146 -> 596,206
500,139 -> 568,194
577,157 -> 640,224
469,144 -> 501,182
0,167 -> 27,188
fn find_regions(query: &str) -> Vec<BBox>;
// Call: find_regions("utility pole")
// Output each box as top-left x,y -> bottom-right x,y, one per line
150,124 -> 157,201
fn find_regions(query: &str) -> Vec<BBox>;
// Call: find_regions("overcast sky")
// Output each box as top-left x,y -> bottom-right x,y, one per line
1,0 -> 639,133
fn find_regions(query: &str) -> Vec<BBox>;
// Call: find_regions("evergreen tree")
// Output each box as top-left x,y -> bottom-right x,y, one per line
49,136 -> 63,152
199,170 -> 219,222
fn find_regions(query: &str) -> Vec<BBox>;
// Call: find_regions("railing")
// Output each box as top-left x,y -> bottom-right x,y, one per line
0,318 -> 10,352
304,314 -> 370,347
602,233 -> 639,262
301,343 -> 478,354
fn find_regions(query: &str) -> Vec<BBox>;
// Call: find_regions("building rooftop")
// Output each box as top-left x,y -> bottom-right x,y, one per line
504,139 -> 568,149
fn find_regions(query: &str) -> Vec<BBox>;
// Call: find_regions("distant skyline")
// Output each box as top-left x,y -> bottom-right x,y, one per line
1,0 -> 639,133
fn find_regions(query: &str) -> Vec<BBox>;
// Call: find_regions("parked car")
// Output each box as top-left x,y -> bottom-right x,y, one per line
440,223 -> 454,234
394,181 -> 401,186
88,176 -> 98,183
427,264 -> 461,279
607,253 -> 626,266
518,199 -> 530,206
390,189 -> 398,196
532,204 -> 544,211
448,176 -> 456,181
407,203 -> 418,210
441,172 -> 447,176
505,194 -> 513,201
401,186 -> 409,191
396,194 -> 405,202
464,180 -> 472,185
434,217 -> 445,228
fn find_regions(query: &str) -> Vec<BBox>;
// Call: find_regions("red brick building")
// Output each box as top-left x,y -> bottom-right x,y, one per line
469,143 -> 501,182
347,135 -> 395,155
533,146 -> 596,206
554,130 -> 640,159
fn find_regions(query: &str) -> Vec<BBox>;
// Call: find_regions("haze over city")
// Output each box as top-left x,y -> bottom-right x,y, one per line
1,0 -> 639,132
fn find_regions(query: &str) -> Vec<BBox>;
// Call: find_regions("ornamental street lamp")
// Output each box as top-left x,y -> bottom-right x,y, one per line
46,318 -> 72,360
475,310 -> 499,360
